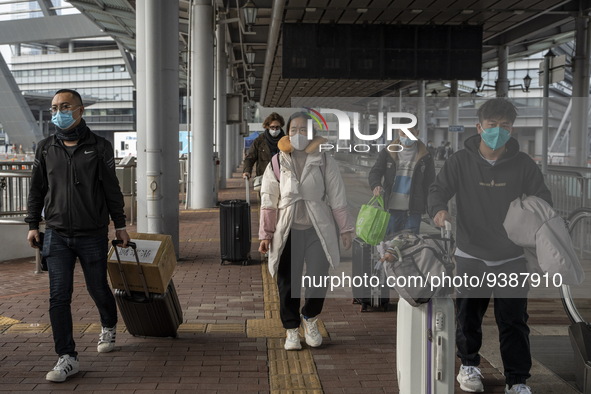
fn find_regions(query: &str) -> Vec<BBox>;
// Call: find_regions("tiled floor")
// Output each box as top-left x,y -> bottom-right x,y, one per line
0,172 -> 581,393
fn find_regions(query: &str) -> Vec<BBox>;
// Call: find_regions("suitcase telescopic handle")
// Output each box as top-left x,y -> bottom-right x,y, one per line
111,240 -> 150,298
245,177 -> 250,205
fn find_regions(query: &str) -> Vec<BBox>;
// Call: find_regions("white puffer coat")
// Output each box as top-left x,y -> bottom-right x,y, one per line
259,136 -> 353,277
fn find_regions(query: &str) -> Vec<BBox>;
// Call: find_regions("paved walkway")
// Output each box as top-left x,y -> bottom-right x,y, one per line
0,171 -> 580,393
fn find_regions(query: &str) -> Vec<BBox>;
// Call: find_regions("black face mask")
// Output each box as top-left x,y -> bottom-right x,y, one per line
55,119 -> 88,141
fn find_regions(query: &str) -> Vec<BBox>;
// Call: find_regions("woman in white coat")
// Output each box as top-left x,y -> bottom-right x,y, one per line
258,112 -> 354,351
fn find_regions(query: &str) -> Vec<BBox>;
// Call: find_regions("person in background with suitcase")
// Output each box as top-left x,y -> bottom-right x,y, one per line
428,98 -> 552,394
242,112 -> 285,183
369,126 -> 435,236
25,89 -> 130,383
258,111 -> 354,351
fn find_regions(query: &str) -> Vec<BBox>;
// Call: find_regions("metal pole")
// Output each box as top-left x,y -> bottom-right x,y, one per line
190,0 -> 215,208
216,24 -> 227,189
542,50 -> 553,175
449,80 -> 459,153
225,70 -> 234,180
418,80 -> 427,142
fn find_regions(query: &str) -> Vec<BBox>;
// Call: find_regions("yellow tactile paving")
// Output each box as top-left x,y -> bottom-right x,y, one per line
0,315 -> 20,325
205,323 -> 245,333
259,263 -> 325,393
5,323 -> 50,333
177,323 -> 207,333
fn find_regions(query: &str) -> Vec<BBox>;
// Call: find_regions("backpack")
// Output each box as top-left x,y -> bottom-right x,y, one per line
380,230 -> 455,306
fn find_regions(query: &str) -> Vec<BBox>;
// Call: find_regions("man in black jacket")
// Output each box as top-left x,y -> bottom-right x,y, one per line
25,89 -> 130,383
428,98 -> 552,394
369,127 -> 435,236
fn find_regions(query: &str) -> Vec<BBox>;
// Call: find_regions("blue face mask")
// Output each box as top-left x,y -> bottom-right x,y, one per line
52,109 -> 78,130
481,126 -> 511,150
399,136 -> 416,146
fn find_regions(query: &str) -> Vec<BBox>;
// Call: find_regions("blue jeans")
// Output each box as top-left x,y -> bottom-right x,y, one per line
43,229 -> 117,357
386,210 -> 421,237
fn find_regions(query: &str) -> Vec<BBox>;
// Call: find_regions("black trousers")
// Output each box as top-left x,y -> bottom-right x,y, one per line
277,228 -> 330,329
454,256 -> 531,386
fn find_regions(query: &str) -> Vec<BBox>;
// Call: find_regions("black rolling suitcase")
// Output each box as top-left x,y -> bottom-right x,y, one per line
352,237 -> 389,311
220,178 -> 251,265
111,240 -> 183,337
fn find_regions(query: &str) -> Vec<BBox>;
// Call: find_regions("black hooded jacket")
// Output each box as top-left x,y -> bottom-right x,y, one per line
428,134 -> 552,261
25,128 -> 126,237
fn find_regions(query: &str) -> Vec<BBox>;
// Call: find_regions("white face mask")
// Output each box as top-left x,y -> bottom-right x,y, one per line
290,134 -> 310,151
269,128 -> 281,137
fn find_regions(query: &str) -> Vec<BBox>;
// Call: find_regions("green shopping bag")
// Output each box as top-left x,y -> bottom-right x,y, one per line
355,195 -> 391,246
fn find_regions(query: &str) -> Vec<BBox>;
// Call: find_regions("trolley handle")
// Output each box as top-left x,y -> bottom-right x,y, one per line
111,240 -> 149,298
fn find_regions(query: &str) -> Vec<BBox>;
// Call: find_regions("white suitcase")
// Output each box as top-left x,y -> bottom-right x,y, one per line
396,297 -> 456,394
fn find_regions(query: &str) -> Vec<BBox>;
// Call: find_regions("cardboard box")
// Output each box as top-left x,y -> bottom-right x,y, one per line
108,233 -> 176,294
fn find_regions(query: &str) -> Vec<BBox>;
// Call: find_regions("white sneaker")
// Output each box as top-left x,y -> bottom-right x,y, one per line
457,365 -> 484,392
45,355 -> 79,382
301,315 -> 322,348
97,326 -> 116,353
505,383 -> 532,394
284,328 -> 301,351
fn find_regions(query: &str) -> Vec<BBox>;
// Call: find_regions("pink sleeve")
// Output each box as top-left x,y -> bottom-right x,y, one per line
259,208 -> 277,240
332,206 -> 355,234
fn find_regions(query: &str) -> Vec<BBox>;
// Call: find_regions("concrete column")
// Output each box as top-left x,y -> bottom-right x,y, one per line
225,71 -> 235,180
190,0 -> 215,208
136,1 -> 180,250
216,25 -> 227,189
449,80 -> 459,152
136,2 -> 147,235
496,46 -> 510,97
570,15 -> 590,166
68,41 -> 75,53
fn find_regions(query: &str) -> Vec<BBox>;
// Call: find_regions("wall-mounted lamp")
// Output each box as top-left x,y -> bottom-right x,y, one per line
475,74 -> 532,93
242,0 -> 257,32
247,72 -> 256,86
245,49 -> 255,64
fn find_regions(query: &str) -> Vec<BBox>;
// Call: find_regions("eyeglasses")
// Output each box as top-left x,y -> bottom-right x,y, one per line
269,125 -> 282,130
49,104 -> 79,114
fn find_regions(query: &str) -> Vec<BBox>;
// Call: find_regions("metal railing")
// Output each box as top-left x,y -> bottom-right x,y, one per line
0,166 -> 33,218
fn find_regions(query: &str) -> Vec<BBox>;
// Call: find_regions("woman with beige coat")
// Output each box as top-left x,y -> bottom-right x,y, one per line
258,112 -> 354,351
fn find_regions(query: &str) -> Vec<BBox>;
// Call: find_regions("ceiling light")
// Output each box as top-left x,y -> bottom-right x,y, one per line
356,8 -> 368,13
306,7 -> 317,12
410,9 -> 423,14
461,9 -> 474,14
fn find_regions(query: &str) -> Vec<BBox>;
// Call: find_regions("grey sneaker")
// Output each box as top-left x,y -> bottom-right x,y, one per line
457,365 -> 484,392
505,384 -> 532,394
45,355 -> 79,382
97,326 -> 116,353
284,328 -> 301,350
301,315 -> 322,347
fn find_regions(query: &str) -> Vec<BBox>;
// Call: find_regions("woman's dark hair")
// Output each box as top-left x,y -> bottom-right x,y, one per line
54,89 -> 84,106
262,112 -> 285,129
286,111 -> 313,133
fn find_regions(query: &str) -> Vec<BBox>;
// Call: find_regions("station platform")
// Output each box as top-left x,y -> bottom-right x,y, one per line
0,171 -> 582,393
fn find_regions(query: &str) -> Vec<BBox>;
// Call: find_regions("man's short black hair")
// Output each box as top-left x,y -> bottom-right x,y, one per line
477,98 -> 517,124
54,89 -> 83,106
